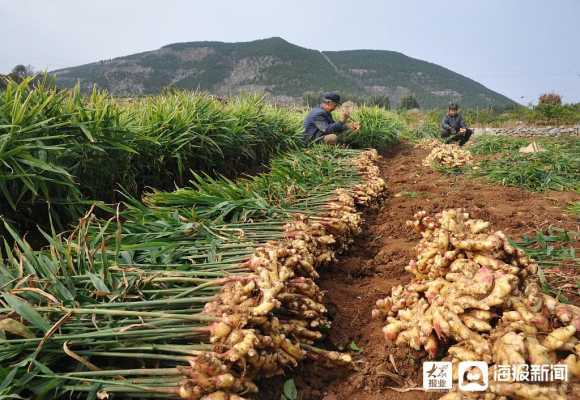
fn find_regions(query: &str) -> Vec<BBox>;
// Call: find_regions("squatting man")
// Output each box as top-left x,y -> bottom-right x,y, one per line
303,92 -> 360,145
441,102 -> 473,146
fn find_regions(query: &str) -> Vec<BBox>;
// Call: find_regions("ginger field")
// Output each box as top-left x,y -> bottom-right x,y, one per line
0,80 -> 579,400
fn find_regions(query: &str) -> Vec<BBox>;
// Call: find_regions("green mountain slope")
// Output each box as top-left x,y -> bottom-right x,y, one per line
322,49 -> 514,108
52,37 -> 515,108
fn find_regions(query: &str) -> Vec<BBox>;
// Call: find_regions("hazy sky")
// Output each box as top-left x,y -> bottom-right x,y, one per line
2,0 -> 580,104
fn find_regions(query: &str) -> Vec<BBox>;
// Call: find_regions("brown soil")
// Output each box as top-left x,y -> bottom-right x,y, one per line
258,143 -> 579,400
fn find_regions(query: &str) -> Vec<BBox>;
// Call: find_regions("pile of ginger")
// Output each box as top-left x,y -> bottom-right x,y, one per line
173,150 -> 385,400
373,209 -> 580,400
421,140 -> 474,168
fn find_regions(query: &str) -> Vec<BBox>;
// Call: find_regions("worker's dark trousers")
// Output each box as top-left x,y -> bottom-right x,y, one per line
441,128 -> 473,146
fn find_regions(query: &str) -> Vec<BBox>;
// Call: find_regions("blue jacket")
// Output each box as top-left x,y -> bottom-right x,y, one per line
441,113 -> 468,133
303,106 -> 346,142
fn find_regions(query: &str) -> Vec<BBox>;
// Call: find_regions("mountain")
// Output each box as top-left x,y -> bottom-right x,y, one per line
51,37 -> 515,108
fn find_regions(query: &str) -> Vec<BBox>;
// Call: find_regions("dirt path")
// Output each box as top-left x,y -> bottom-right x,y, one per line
260,143 -> 579,400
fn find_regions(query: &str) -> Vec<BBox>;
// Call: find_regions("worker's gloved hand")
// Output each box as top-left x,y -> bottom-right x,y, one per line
459,128 -> 467,134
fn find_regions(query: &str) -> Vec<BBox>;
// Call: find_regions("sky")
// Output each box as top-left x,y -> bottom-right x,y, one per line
2,0 -> 580,104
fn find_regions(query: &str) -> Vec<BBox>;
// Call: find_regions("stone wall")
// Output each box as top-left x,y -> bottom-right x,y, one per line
474,125 -> 580,137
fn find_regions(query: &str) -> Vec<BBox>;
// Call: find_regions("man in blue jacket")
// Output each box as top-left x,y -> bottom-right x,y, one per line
441,103 -> 473,146
303,92 -> 359,145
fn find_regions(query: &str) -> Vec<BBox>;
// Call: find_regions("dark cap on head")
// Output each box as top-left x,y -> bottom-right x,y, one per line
322,92 -> 341,104
448,102 -> 459,110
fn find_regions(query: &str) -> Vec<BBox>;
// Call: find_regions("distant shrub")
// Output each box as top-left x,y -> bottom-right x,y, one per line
461,99 -> 580,126
302,92 -> 391,109
366,95 -> 390,109
399,95 -> 420,110
462,107 -> 519,127
532,93 -> 577,124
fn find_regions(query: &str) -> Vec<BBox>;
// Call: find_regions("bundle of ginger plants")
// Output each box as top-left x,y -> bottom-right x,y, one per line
168,150 -> 385,399
0,149 -> 386,400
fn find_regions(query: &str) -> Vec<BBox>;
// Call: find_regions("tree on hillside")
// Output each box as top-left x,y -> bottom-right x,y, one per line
538,92 -> 562,106
534,91 -> 569,121
399,95 -> 420,110
11,64 -> 35,79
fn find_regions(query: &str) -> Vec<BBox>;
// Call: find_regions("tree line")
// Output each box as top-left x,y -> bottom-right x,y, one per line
302,91 -> 421,110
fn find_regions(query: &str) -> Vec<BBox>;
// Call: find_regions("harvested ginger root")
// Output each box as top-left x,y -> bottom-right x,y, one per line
373,209 -> 579,399
421,140 -> 474,168
188,150 -> 385,400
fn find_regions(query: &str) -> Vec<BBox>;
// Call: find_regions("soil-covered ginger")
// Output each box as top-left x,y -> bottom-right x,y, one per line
372,209 -> 580,400
420,140 -> 474,168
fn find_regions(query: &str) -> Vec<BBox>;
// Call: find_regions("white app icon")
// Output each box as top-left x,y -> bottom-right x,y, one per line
458,361 -> 489,391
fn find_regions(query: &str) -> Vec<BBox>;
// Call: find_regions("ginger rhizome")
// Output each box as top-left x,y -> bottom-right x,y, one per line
373,209 -> 579,400
421,140 -> 474,168
176,150 -> 384,399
